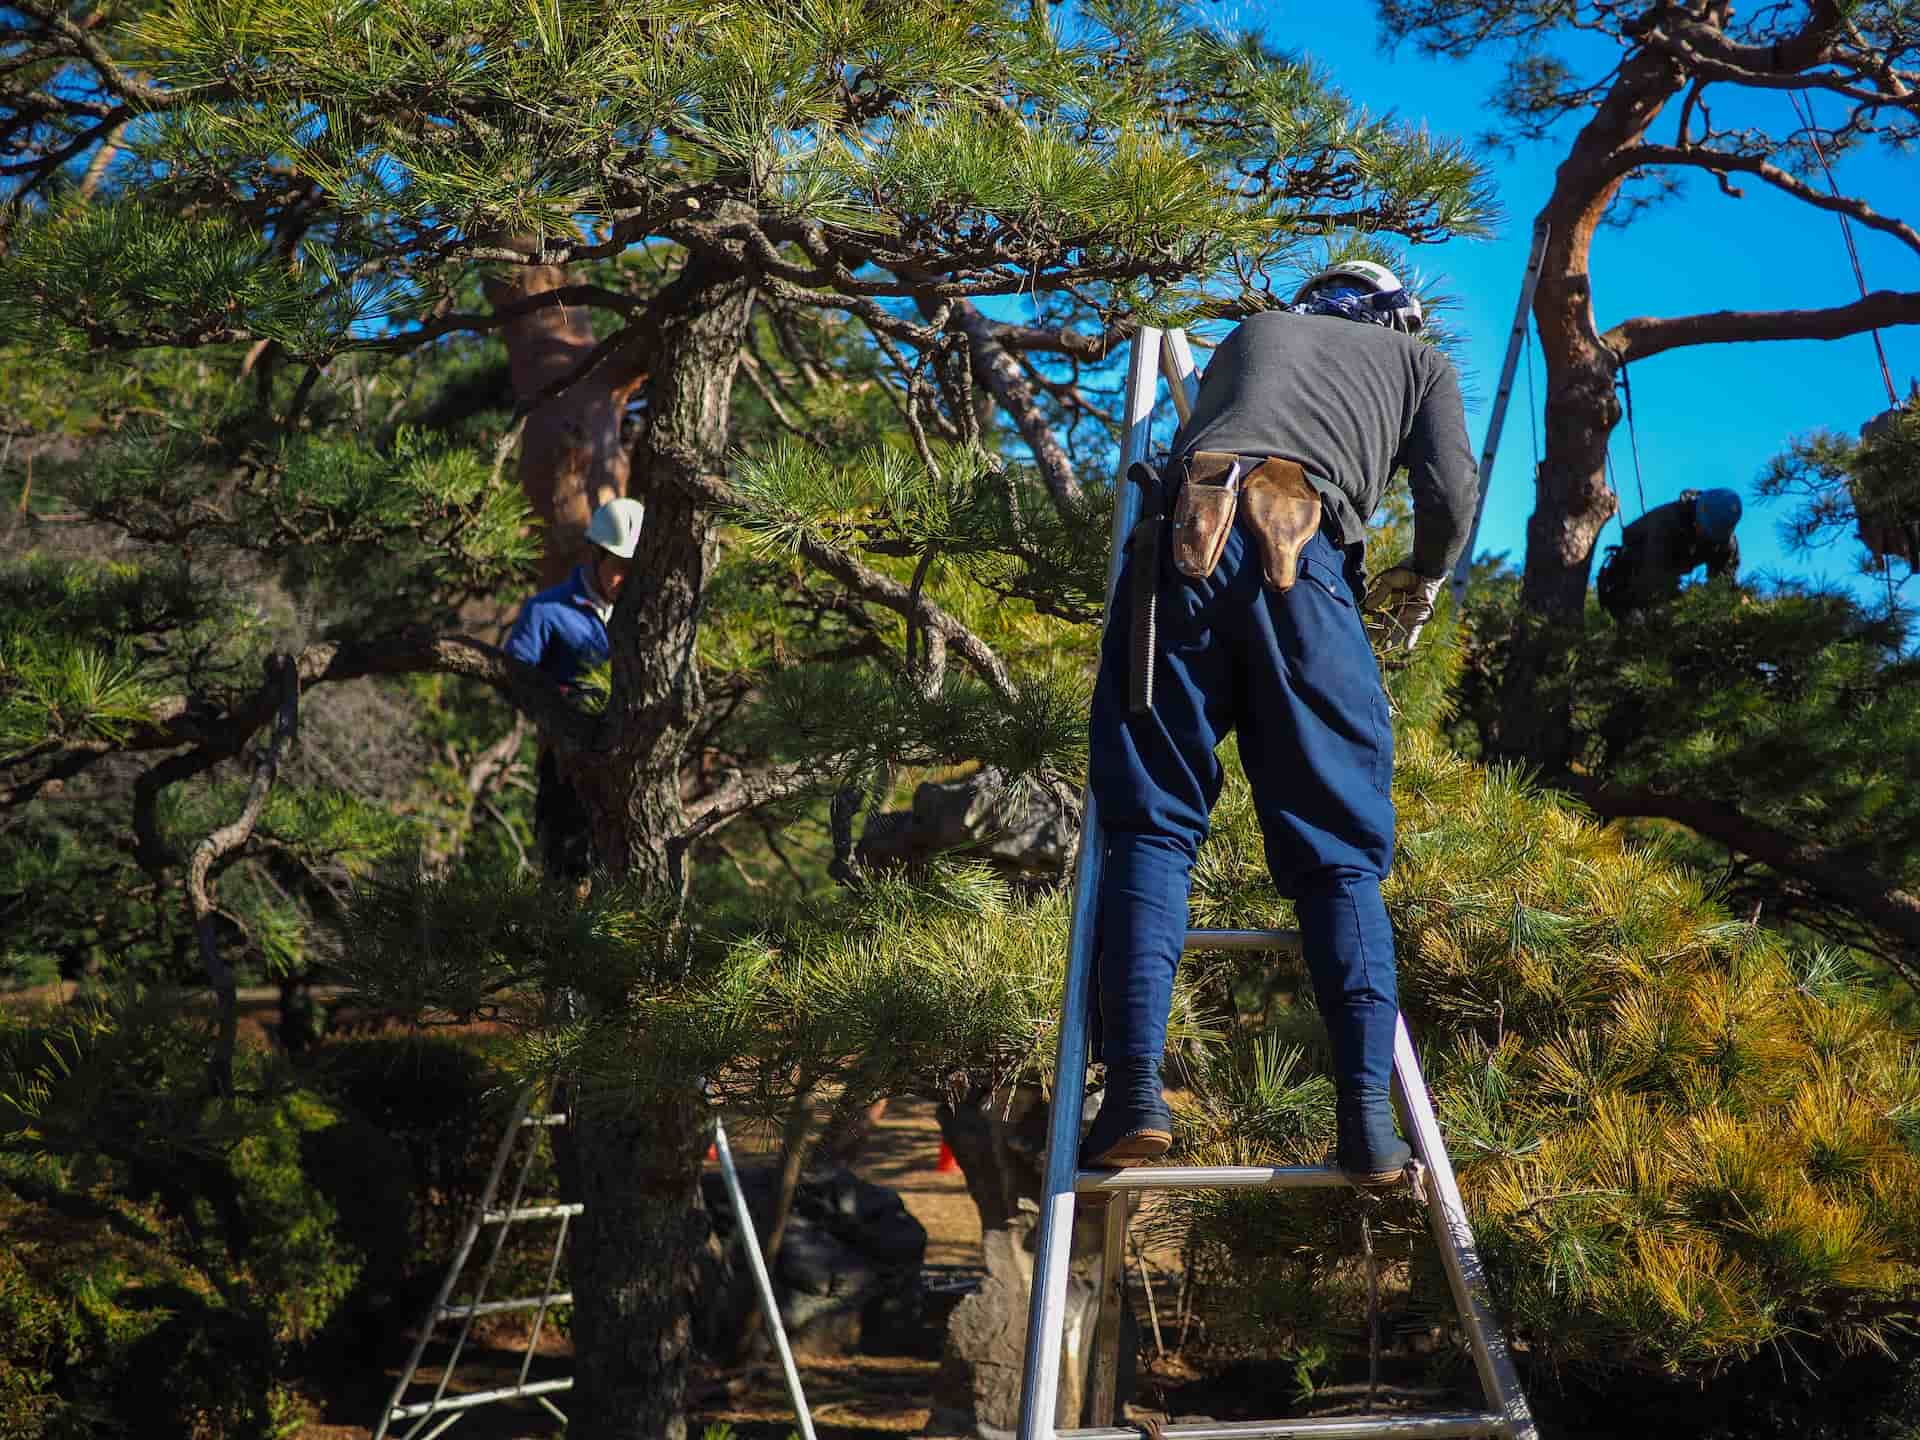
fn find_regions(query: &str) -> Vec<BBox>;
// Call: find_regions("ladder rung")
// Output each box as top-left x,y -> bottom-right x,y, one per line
482,1202 -> 583,1223
1061,1413 -> 1509,1439
387,1376 -> 574,1420
519,1113 -> 568,1127
1077,1164 -> 1351,1193
1184,928 -> 1301,952
438,1292 -> 574,1320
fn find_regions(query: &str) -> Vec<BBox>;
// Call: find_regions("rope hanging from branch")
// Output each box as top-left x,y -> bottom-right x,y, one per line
1787,89 -> 1900,409
1618,361 -> 1650,518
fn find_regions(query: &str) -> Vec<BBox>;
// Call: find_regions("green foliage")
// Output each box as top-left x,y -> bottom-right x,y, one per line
0,200 -> 368,362
0,999 -> 402,1437
1759,391 -> 1920,590
1456,579 -> 1920,966
1175,728 -> 1920,1377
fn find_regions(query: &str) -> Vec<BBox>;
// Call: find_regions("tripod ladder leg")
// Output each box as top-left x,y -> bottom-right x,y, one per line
1393,1021 -> 1537,1440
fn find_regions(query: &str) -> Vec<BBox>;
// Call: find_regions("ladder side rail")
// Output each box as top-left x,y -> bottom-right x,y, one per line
374,1084 -> 539,1440
1450,217 -> 1551,609
1392,1020 -> 1537,1440
1160,329 -> 1202,427
713,1111 -> 820,1440
1015,326 -> 1167,1440
514,1207 -> 574,1394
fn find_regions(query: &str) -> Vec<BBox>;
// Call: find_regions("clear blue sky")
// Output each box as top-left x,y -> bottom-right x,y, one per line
1216,8 -> 1919,594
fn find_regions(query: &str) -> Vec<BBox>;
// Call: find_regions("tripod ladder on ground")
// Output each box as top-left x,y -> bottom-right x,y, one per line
374,1084 -> 818,1440
1014,328 -> 1538,1440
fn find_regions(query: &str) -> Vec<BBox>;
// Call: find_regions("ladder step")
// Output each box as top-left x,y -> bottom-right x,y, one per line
519,1112 -> 568,1127
1184,928 -> 1301,952
438,1292 -> 574,1320
1060,1413 -> 1509,1439
387,1376 -> 574,1421
482,1202 -> 583,1223
1077,1164 -> 1351,1193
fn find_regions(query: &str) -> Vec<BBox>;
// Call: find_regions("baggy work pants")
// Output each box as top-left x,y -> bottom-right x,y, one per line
1088,516 -> 1400,1099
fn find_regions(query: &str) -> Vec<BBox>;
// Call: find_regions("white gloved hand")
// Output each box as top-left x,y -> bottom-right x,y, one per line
1363,566 -> 1443,660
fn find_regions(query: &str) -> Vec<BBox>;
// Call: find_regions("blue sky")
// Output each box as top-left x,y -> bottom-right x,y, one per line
1209,9 -> 1919,594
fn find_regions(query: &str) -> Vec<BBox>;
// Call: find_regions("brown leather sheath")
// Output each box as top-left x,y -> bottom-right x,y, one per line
1171,450 -> 1241,579
1240,457 -> 1322,592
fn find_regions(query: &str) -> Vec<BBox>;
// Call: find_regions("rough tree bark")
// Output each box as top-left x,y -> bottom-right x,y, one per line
561,258 -> 756,1440
1522,44 -> 1683,619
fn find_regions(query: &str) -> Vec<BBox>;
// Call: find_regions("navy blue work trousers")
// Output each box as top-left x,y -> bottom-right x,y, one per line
1088,514 -> 1400,1099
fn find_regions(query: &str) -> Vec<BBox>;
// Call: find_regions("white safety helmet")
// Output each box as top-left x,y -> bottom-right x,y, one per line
1294,259 -> 1425,334
585,497 -> 645,559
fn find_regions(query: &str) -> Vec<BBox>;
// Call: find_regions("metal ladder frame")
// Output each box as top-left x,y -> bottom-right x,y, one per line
1450,217 -> 1552,609
1014,328 -> 1538,1440
375,1085 -> 818,1440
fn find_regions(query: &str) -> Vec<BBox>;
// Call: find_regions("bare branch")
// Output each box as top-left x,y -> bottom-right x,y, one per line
1605,288 -> 1920,364
1611,143 -> 1920,258
185,655 -> 298,1097
939,299 -> 1082,512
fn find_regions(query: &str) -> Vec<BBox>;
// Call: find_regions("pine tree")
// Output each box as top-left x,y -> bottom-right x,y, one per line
1,2 -> 1493,1431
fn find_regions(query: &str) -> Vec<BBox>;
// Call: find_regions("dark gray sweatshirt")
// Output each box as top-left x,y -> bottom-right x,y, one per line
1169,310 -> 1478,579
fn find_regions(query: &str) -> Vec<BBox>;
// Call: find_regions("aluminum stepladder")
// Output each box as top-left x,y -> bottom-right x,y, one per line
1014,327 -> 1539,1440
375,1083 -> 819,1440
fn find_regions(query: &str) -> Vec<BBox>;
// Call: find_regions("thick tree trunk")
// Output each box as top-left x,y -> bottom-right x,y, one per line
574,264 -> 755,890
567,1093 -> 714,1440
487,264 -> 650,584
1496,43 -> 1684,765
1521,41 -> 1684,620
561,260 -> 755,1440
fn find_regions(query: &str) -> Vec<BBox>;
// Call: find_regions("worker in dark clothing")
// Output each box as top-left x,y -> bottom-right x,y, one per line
505,497 -> 644,879
1082,261 -> 1476,1184
1595,488 -> 1741,621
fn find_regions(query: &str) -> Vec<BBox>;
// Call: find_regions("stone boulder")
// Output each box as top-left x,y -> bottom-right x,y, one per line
699,1164 -> 928,1357
859,768 -> 1078,884
929,1085 -> 1137,1437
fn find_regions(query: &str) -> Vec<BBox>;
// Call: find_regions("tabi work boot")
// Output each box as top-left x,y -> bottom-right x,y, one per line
1336,1090 -> 1411,1186
1079,1061 -> 1172,1169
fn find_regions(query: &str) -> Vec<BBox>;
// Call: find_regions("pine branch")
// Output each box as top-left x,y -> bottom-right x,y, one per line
1569,777 -> 1920,952
185,654 -> 297,1098
938,298 -> 1081,513
1608,143 -> 1920,259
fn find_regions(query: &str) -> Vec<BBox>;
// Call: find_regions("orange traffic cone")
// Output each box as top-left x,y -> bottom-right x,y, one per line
935,1140 -> 960,1174
707,1142 -> 719,1161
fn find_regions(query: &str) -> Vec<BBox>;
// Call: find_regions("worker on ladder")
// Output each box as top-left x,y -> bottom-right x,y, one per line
1082,261 -> 1477,1184
504,496 -> 644,879
1595,488 -> 1742,622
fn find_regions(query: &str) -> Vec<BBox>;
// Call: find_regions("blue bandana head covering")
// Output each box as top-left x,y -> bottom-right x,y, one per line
1285,283 -> 1416,328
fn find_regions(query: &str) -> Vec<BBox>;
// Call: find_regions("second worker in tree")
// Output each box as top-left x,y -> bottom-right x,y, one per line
1083,261 -> 1476,1184
1595,488 -> 1742,621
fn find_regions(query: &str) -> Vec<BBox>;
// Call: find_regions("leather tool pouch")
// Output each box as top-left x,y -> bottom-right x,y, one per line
1171,450 -> 1242,579
1240,457 -> 1322,592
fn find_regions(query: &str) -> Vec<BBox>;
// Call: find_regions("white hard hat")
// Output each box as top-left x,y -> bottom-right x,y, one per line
1294,260 -> 1425,334
585,497 -> 645,559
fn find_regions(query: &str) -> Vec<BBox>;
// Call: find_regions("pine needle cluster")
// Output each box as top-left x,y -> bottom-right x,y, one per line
1173,725 -> 1920,1376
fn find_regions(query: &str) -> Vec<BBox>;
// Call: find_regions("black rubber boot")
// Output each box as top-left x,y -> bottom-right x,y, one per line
1335,1089 -> 1411,1185
1079,1060 -> 1172,1170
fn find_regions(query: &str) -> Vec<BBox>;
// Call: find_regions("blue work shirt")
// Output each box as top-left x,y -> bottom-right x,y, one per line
504,565 -> 611,689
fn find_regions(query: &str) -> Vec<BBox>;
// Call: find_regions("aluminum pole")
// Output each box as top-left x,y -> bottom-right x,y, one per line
1014,327 -> 1165,1440
1450,218 -> 1551,608
712,1114 -> 819,1440
1392,1019 -> 1538,1440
